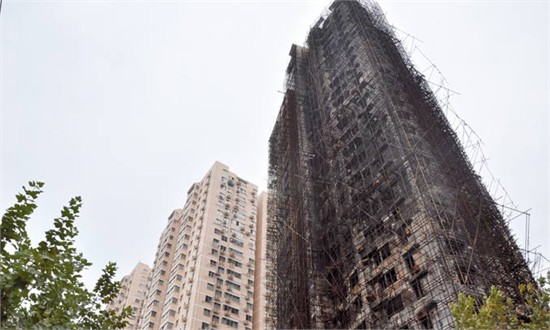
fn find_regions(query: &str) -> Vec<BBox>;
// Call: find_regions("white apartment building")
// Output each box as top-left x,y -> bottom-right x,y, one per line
139,162 -> 262,330
109,261 -> 152,330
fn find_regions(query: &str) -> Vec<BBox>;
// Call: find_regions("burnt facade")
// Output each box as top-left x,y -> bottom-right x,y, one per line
266,0 -> 533,329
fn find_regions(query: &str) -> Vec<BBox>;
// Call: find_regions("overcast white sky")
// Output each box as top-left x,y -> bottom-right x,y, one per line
2,0 -> 548,287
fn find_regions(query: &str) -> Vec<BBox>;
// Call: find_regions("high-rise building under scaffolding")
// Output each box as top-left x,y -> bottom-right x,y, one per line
266,0 -> 533,329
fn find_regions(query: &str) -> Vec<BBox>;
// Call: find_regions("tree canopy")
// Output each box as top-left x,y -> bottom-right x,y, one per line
451,273 -> 550,329
1,181 -> 131,329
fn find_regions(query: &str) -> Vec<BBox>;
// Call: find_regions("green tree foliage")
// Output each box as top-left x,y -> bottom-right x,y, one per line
451,273 -> 550,329
1,181 -> 131,329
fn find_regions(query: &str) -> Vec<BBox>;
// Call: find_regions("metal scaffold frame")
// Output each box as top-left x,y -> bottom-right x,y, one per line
266,1 -> 535,329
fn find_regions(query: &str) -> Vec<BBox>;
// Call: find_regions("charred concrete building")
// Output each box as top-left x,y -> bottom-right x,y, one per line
266,0 -> 533,329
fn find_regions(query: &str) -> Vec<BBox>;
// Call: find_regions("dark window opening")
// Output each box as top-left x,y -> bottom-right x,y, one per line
351,296 -> 363,312
445,238 -> 465,255
350,271 -> 359,287
367,243 -> 391,266
405,254 -> 416,271
378,268 -> 397,290
418,313 -> 433,329
411,279 -> 424,298
355,320 -> 367,329
386,294 -> 404,317
456,265 -> 475,285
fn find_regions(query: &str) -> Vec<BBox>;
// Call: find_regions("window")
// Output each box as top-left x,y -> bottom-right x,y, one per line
207,283 -> 214,291
201,322 -> 210,330
403,247 -> 419,274
386,294 -> 404,317
456,265 -> 474,285
229,237 -> 244,247
404,253 -> 416,272
445,238 -> 465,255
228,247 -> 243,258
221,317 -> 238,328
419,312 -> 433,329
223,304 -> 239,315
208,271 -> 216,278
205,295 -> 213,303
224,292 -> 240,303
350,271 -> 359,287
227,269 -> 242,279
411,275 -> 426,298
226,280 -> 241,291
203,309 -> 211,317
230,229 -> 244,240
227,259 -> 242,268
378,268 -> 397,290
369,243 -> 391,266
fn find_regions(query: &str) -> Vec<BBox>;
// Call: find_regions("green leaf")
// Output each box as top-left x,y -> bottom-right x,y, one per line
1,182 -> 127,329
